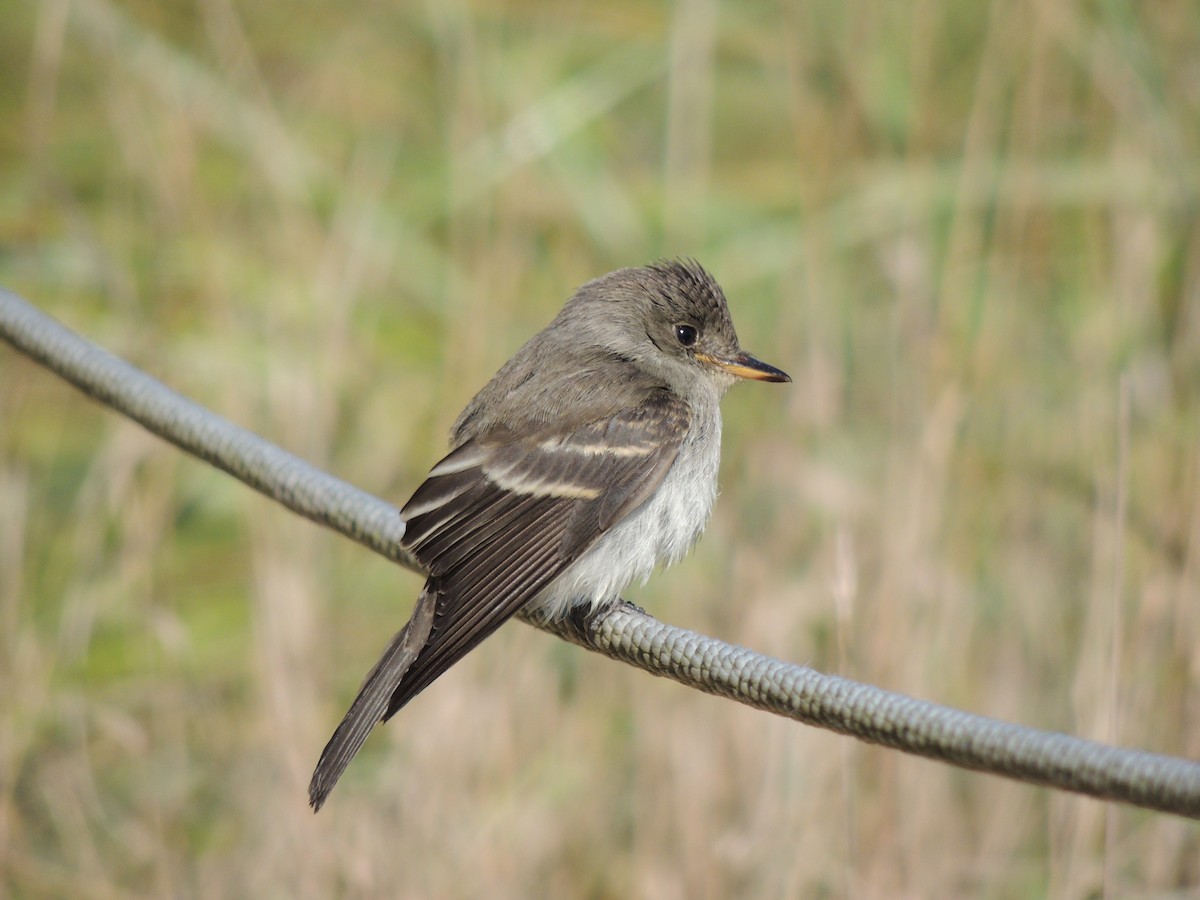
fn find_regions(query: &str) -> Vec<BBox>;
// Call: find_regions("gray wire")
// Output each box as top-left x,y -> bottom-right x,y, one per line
3,286 -> 1198,819
545,604 -> 1199,816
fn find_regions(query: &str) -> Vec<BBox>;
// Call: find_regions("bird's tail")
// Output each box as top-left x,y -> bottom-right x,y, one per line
307,589 -> 437,812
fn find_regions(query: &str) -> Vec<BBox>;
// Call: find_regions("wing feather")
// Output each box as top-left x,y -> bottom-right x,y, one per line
309,389 -> 691,809
395,391 -> 692,703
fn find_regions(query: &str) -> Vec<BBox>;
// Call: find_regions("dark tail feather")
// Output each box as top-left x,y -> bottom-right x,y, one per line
308,589 -> 437,811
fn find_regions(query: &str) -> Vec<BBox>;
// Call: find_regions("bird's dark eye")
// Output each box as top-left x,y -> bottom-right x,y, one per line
675,324 -> 698,347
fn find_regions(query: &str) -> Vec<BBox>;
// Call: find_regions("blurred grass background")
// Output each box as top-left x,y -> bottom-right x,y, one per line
2,0 -> 1199,895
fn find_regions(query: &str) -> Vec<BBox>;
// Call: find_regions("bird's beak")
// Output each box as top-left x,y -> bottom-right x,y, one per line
697,351 -> 791,383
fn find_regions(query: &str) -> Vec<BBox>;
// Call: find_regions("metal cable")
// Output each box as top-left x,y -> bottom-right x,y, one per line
3,286 -> 1198,819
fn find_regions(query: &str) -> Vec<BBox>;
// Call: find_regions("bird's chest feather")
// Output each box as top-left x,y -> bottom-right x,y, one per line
531,411 -> 722,619
636,413 -> 721,562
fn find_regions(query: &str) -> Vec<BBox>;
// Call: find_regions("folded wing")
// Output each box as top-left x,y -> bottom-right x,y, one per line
308,389 -> 689,809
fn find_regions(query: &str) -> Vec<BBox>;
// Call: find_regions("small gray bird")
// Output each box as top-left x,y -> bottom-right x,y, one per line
309,260 -> 788,810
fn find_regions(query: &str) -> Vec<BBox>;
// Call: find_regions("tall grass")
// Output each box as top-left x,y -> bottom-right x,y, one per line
2,0 -> 1198,895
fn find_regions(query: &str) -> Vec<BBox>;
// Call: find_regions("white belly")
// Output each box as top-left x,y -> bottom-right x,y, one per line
529,411 -> 722,620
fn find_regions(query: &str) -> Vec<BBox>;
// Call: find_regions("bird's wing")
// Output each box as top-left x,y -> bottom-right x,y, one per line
308,389 -> 690,809
392,388 -> 691,709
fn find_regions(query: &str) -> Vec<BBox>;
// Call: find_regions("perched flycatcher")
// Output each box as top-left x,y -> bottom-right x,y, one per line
310,260 -> 789,810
